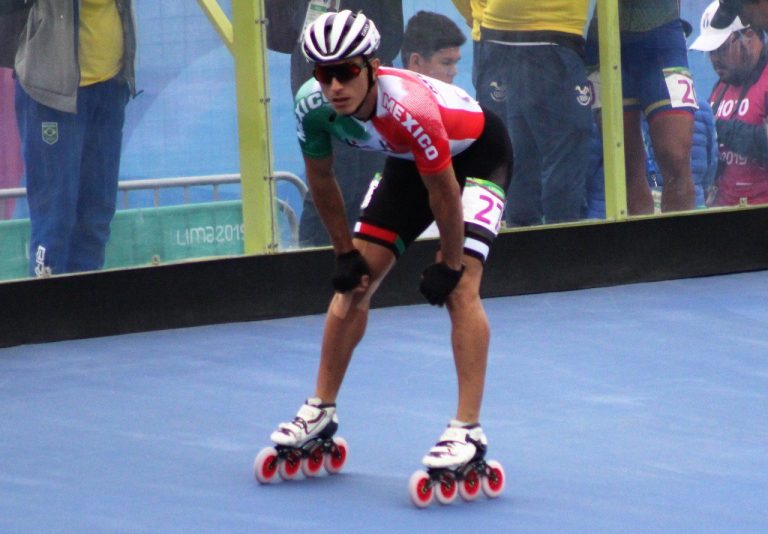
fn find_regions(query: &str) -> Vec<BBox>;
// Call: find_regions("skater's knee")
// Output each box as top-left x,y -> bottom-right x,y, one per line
329,275 -> 383,318
446,258 -> 483,309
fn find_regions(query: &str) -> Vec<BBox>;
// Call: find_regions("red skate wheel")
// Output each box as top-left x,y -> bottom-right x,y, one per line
458,468 -> 482,501
301,446 -> 325,477
324,437 -> 348,474
408,470 -> 434,508
253,447 -> 279,484
481,460 -> 505,498
434,472 -> 458,504
278,450 -> 302,480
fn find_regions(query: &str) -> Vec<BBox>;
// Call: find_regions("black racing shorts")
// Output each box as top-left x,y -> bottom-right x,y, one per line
354,107 -> 512,262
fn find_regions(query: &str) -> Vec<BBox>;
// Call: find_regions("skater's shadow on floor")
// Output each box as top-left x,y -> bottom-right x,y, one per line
251,471 -> 406,506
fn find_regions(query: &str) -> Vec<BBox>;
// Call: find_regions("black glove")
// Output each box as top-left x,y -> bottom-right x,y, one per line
419,262 -> 465,306
332,249 -> 370,292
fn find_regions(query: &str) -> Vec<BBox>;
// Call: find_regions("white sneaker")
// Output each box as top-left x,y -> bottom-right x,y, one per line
270,398 -> 338,447
422,422 -> 487,469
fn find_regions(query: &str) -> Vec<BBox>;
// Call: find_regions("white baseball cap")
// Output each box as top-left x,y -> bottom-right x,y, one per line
690,0 -> 747,51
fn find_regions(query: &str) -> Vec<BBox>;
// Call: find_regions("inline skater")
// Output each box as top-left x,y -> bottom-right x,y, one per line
254,10 -> 511,506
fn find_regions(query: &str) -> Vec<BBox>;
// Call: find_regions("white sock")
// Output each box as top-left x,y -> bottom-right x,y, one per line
449,419 -> 477,429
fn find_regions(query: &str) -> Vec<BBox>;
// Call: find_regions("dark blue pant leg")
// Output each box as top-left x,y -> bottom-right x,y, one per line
475,41 -> 541,225
67,78 -> 127,272
506,113 -> 544,225
15,80 -> 85,276
480,43 -> 591,226
533,47 -> 591,223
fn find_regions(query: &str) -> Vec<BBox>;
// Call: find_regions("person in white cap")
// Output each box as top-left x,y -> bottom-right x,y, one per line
693,1 -> 768,206
692,0 -> 749,52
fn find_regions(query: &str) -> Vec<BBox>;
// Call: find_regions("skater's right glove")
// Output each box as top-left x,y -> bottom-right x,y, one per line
332,249 -> 371,292
419,262 -> 464,306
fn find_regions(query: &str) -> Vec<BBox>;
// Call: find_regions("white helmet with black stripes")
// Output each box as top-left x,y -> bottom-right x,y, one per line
302,10 -> 381,63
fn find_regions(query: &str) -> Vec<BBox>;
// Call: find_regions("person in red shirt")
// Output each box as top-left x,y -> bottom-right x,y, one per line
692,1 -> 768,205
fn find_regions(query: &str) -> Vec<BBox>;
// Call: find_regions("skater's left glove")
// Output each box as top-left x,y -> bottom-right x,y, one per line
419,262 -> 464,306
332,249 -> 371,292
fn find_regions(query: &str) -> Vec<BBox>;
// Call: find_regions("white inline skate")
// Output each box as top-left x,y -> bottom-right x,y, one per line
408,421 -> 505,507
254,398 -> 348,483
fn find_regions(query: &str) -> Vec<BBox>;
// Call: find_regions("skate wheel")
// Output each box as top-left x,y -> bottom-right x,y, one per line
301,446 -> 325,477
482,460 -> 505,498
253,447 -> 279,484
458,468 -> 482,501
408,470 -> 434,508
278,450 -> 302,480
324,437 -> 348,474
434,472 -> 458,505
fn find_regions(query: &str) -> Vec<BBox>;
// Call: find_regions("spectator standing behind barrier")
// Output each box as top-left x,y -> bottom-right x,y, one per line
647,17 -> 719,210
452,0 -> 592,226
586,1 -> 698,215
586,95 -> 718,219
400,11 -> 466,85
265,0 -> 403,248
692,1 -> 768,206
644,97 -> 719,209
10,0 -> 136,277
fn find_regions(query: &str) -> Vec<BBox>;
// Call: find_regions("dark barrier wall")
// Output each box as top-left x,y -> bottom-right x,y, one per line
2,208 -> 767,348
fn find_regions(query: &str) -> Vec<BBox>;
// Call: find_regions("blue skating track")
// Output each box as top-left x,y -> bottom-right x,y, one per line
1,271 -> 767,532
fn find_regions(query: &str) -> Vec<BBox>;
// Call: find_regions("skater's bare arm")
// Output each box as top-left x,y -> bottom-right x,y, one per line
304,155 -> 355,255
421,164 -> 464,271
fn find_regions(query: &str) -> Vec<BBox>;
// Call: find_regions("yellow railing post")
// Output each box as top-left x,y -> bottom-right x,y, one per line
232,0 -> 276,253
196,0 -> 234,53
597,0 -> 628,220
198,0 -> 276,254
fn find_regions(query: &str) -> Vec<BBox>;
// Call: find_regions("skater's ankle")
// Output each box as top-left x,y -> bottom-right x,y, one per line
450,418 -> 479,429
307,396 -> 336,408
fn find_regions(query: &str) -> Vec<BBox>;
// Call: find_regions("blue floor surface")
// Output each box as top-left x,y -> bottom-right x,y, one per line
1,271 -> 767,533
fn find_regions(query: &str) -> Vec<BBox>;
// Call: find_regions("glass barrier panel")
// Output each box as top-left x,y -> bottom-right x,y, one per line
1,0 -> 768,284
1,1 -> 262,281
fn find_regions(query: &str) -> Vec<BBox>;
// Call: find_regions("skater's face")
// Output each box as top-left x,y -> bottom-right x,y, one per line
314,56 -> 380,117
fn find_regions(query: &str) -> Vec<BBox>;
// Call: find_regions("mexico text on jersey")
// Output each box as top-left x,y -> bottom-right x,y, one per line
294,67 -> 485,175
